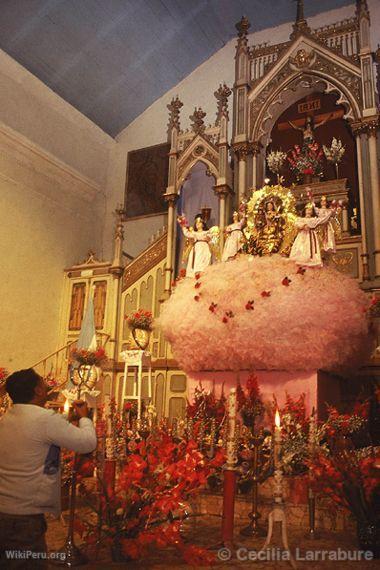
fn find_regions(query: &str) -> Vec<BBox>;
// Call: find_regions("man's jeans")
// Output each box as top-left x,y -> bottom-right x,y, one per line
0,512 -> 47,568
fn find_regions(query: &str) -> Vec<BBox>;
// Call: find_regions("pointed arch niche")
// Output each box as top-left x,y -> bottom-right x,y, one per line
175,161 -> 219,276
267,91 -> 359,217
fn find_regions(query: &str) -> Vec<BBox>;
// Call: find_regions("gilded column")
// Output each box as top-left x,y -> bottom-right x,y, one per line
163,193 -> 179,293
352,123 -> 370,280
109,208 -> 125,393
367,120 -> 380,276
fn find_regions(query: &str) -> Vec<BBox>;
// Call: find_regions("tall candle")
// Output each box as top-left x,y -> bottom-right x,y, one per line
274,409 -> 281,468
226,388 -> 237,469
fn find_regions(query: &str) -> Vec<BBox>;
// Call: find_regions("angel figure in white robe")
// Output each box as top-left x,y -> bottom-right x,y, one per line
315,195 -> 341,253
222,211 -> 246,261
178,214 -> 212,277
289,204 -> 332,268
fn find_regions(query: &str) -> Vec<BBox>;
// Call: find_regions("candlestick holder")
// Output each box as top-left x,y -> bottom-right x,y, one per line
53,455 -> 87,566
240,430 -> 266,537
258,466 -> 297,569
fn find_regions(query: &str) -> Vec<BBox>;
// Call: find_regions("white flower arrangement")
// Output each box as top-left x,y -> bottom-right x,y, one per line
323,138 -> 345,164
267,150 -> 287,174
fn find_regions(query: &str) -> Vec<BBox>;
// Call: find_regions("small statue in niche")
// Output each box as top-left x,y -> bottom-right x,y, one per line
222,211 -> 246,261
178,214 -> 212,277
289,203 -> 332,267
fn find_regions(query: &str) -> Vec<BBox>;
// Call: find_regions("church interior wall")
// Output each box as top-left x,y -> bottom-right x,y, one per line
0,49 -> 115,371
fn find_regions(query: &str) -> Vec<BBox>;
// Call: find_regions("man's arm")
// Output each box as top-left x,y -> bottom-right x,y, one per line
44,409 -> 97,454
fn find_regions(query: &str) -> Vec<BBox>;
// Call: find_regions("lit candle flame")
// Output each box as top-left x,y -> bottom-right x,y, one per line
63,399 -> 70,414
275,409 -> 281,428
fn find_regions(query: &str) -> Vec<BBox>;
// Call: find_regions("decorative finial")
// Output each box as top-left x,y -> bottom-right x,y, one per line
355,0 -> 369,20
235,15 -> 250,39
189,107 -> 207,134
167,95 -> 183,131
290,0 -> 310,39
214,83 -> 232,123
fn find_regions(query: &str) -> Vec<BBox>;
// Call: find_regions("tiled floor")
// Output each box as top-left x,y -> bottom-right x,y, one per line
46,511 -> 379,569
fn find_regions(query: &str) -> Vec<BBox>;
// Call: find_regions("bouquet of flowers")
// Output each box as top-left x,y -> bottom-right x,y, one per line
267,150 -> 287,175
308,403 -> 379,555
237,373 -> 264,428
269,393 -> 321,476
125,310 -> 153,331
75,428 -> 223,564
186,384 -> 226,423
70,346 -> 107,367
287,143 -> 324,179
323,137 -> 345,164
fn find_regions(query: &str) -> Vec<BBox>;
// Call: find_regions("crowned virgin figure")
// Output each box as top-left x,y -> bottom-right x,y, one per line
289,203 -> 332,267
250,198 -> 285,255
178,214 -> 212,277
222,211 -> 246,261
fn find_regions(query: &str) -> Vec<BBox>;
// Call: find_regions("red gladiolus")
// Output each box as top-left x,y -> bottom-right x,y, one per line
208,302 -> 217,313
194,281 -> 201,289
282,276 -> 291,286
297,267 -> 306,275
261,290 -> 271,297
195,272 -> 201,280
245,300 -> 254,311
222,316 -> 228,323
194,295 -> 200,302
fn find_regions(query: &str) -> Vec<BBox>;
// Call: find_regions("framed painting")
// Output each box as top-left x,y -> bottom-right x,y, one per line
125,142 -> 170,218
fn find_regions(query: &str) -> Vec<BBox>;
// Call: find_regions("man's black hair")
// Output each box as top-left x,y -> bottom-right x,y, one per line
6,368 -> 41,404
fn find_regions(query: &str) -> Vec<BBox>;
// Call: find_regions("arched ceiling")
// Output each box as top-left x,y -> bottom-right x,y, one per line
0,0 -> 352,137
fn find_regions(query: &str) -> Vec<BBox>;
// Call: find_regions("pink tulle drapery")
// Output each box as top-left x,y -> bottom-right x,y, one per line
158,256 -> 370,373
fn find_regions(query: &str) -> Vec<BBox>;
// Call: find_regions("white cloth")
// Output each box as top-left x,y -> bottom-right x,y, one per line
316,206 -> 336,253
0,404 -> 97,516
289,212 -> 332,267
222,221 -> 245,261
182,228 -> 211,277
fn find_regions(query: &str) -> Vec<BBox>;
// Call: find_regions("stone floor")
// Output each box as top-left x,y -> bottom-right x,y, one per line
46,511 -> 379,569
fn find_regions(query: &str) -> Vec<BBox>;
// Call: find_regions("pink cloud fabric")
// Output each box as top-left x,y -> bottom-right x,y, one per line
158,256 -> 369,373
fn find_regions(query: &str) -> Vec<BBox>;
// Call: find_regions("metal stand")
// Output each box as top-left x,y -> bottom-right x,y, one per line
305,489 -> 320,539
119,350 -> 152,418
53,456 -> 87,566
240,432 -> 266,537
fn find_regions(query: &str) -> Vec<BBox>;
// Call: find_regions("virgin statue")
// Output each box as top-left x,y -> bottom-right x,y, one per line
178,214 -> 212,277
222,211 -> 246,261
249,199 -> 285,255
289,203 -> 332,267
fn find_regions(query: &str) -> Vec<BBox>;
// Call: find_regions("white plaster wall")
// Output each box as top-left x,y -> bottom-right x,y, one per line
0,122 -> 106,371
108,1 -> 380,255
0,49 -> 114,188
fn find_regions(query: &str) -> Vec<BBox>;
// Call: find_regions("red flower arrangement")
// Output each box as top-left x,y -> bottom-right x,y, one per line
0,368 -> 8,383
70,346 -> 107,367
125,310 -> 153,331
76,429 -> 223,565
287,143 -> 324,180
237,373 -> 264,428
307,403 -> 379,554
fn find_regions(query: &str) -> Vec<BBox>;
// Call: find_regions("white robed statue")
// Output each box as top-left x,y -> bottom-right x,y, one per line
178,214 -> 213,277
222,211 -> 246,261
289,203 -> 332,268
315,195 -> 341,253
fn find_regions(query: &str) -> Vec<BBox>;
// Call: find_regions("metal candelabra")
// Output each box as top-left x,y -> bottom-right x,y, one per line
240,430 -> 266,537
